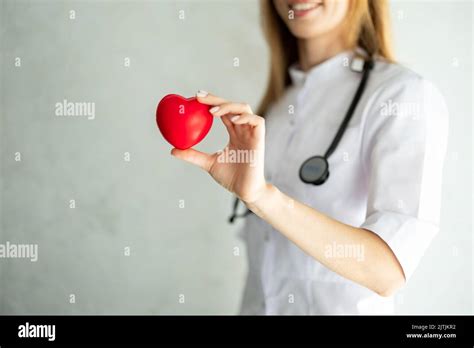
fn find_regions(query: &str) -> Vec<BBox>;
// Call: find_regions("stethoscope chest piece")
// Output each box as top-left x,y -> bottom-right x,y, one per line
299,155 -> 329,185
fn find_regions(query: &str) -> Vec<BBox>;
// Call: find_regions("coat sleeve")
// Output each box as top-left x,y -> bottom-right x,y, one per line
359,75 -> 449,281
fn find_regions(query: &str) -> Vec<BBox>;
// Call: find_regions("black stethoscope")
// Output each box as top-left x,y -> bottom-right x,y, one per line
228,56 -> 375,224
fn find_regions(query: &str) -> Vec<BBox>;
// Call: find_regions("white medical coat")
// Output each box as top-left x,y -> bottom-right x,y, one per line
239,50 -> 449,315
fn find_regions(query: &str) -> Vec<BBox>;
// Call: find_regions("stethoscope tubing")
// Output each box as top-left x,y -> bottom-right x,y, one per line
228,57 -> 375,224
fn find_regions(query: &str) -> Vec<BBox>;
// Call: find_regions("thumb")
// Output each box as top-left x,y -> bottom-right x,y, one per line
171,148 -> 213,172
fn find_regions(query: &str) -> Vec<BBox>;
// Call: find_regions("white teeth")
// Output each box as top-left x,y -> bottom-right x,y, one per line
291,3 -> 318,11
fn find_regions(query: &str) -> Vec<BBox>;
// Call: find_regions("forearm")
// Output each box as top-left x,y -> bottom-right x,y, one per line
246,184 -> 405,297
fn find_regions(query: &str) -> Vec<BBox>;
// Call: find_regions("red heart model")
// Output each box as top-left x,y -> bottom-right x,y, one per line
156,94 -> 213,150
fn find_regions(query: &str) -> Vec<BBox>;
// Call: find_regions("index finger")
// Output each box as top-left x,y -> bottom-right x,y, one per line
195,90 -> 228,106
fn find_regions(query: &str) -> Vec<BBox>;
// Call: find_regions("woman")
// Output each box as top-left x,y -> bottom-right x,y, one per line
172,0 -> 448,314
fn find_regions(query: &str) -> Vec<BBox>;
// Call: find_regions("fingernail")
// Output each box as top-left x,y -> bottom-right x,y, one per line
231,115 -> 240,122
196,90 -> 208,97
209,106 -> 220,114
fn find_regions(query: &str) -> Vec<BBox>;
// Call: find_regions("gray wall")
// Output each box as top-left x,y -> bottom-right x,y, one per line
0,0 -> 472,314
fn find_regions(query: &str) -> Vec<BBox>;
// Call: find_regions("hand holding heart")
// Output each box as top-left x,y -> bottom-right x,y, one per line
170,91 -> 267,204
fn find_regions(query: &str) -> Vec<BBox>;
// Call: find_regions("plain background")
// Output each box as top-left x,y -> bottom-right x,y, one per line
0,0 -> 472,314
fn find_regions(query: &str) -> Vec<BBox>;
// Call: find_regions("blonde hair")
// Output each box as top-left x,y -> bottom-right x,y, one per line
258,0 -> 394,116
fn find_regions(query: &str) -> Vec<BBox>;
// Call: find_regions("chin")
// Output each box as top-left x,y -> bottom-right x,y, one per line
286,22 -> 326,40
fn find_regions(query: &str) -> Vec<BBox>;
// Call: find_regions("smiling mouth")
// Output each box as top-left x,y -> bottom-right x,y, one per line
288,2 -> 322,16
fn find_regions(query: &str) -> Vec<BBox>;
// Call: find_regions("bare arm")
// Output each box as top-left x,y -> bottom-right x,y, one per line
172,91 -> 405,297
247,183 -> 405,296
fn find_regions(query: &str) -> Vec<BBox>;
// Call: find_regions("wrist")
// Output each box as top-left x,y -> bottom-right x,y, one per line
245,183 -> 278,216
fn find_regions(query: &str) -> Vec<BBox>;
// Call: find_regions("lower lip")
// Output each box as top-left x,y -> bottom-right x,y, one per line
291,4 -> 321,17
